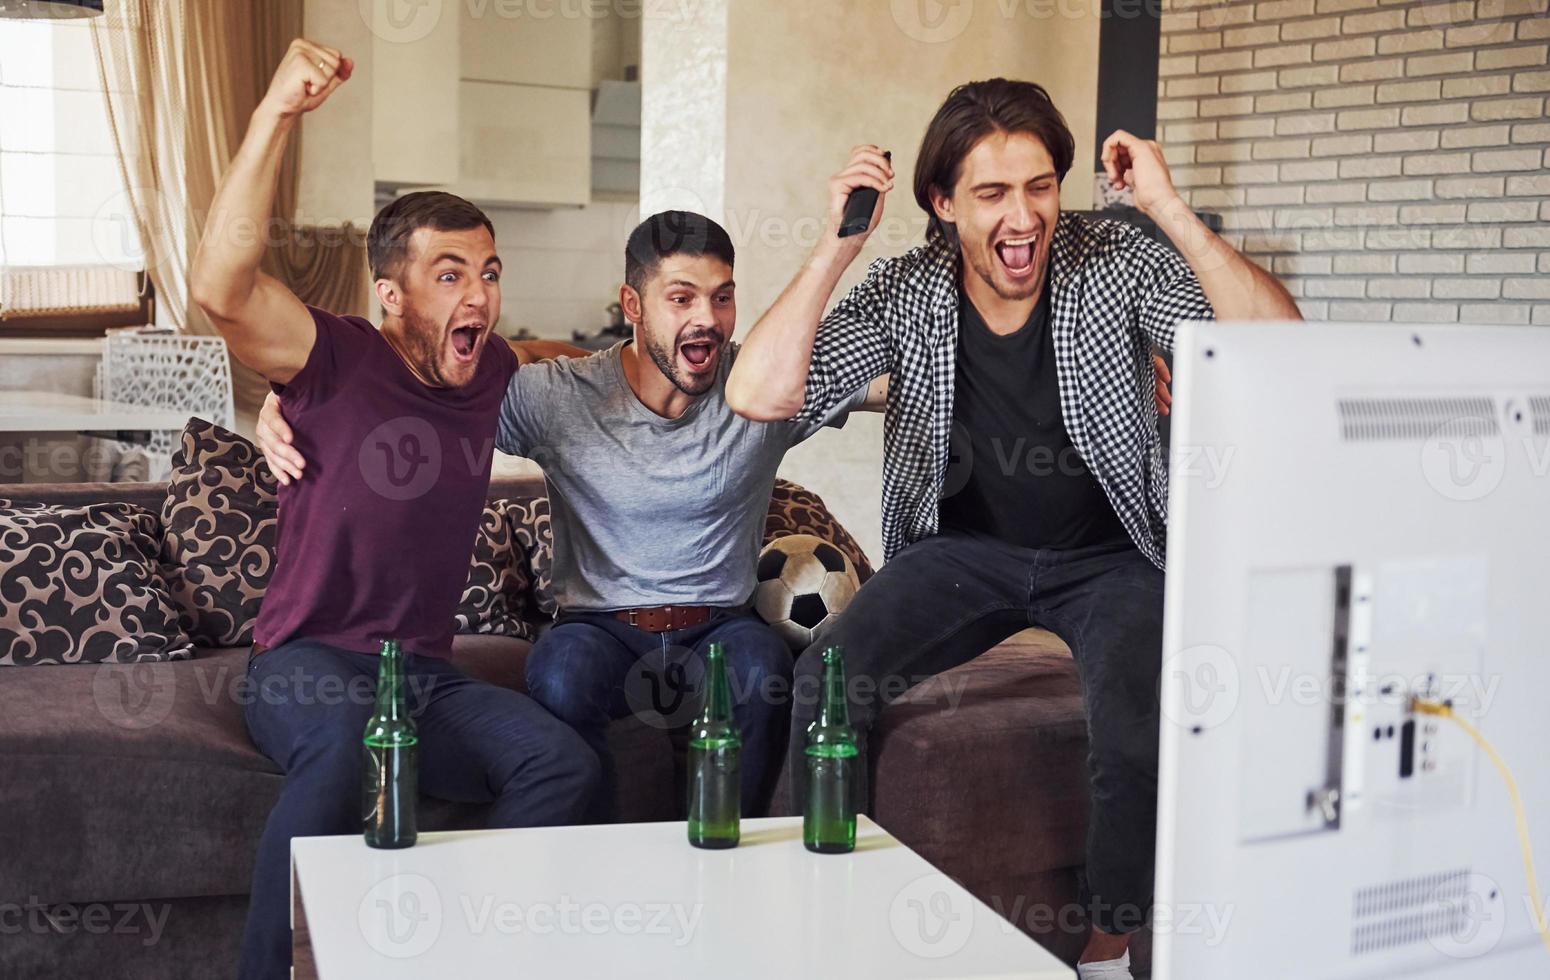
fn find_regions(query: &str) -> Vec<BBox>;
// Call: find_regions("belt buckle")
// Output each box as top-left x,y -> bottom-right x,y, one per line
627,609 -> 640,628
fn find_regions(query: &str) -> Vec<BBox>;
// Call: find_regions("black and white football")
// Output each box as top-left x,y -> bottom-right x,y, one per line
753,534 -> 860,651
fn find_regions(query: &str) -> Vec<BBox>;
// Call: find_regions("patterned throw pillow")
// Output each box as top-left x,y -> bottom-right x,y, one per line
764,479 -> 874,584
0,500 -> 194,665
160,419 -> 279,646
452,500 -> 534,641
161,418 -> 529,645
505,495 -> 557,619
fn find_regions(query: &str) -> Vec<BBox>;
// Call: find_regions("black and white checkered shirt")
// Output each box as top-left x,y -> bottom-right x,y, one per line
795,210 -> 1215,568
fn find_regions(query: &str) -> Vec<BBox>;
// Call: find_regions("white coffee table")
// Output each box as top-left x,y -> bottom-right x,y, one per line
291,816 -> 1072,979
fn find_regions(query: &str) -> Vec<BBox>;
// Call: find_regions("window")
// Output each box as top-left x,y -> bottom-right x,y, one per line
0,14 -> 147,332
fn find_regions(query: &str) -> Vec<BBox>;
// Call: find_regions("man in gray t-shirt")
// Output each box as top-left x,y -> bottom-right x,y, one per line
498,337 -> 860,818
498,212 -> 868,819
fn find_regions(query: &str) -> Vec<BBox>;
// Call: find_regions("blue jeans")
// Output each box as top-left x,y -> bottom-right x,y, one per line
525,611 -> 794,821
238,639 -> 600,980
787,531 -> 1166,936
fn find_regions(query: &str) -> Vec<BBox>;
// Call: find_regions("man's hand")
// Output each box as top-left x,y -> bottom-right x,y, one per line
822,145 -> 894,255
259,38 -> 353,120
1101,130 -> 1181,220
1153,353 -> 1172,417
256,392 -> 306,486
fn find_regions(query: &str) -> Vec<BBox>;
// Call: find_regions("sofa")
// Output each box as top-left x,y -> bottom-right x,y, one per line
0,471 -> 1148,978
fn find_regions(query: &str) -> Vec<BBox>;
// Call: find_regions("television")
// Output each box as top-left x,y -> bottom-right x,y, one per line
1154,320 -> 1550,978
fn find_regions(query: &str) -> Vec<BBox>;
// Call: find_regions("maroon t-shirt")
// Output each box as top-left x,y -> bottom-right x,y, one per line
252,307 -> 518,658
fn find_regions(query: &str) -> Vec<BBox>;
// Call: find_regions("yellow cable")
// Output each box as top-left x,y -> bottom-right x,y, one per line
1413,697 -> 1550,958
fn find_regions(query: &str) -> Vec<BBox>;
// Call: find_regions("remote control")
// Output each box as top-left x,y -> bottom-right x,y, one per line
837,150 -> 891,238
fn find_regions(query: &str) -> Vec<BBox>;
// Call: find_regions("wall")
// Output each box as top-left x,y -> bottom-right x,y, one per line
485,200 -> 640,339
299,0 -> 376,228
297,0 -> 634,342
1156,0 -> 1550,324
719,0 -> 1105,564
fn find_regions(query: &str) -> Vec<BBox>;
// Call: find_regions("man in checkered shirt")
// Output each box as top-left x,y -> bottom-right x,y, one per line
727,79 -> 1300,978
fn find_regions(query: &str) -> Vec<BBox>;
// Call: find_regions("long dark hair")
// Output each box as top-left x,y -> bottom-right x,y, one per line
914,79 -> 1075,242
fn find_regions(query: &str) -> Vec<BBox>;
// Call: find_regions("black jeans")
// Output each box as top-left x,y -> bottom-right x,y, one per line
525,611 -> 794,821
787,530 -> 1165,935
239,639 -> 601,980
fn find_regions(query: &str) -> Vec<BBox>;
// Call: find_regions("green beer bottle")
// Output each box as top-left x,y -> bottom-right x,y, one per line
687,642 -> 741,849
804,645 -> 858,854
363,639 -> 417,849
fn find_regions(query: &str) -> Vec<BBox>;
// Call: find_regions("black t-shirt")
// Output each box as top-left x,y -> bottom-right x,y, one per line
937,286 -> 1131,551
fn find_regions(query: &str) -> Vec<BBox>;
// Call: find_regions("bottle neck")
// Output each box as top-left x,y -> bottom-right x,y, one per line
816,657 -> 849,728
375,643 -> 407,721
702,648 -> 733,724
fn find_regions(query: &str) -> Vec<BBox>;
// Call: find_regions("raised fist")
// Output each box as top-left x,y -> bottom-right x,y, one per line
259,38 -> 353,119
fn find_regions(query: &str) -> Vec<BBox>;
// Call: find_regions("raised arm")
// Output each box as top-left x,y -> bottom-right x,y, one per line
724,145 -> 896,422
190,39 -> 354,384
1101,130 -> 1301,322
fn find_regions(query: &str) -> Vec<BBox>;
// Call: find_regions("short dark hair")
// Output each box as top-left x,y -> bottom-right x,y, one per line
624,211 -> 735,295
913,79 -> 1076,241
367,191 -> 495,281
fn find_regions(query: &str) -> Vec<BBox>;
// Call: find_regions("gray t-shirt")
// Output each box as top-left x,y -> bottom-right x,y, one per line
496,341 -> 864,612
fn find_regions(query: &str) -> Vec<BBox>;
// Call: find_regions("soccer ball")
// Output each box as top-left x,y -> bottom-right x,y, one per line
753,535 -> 860,651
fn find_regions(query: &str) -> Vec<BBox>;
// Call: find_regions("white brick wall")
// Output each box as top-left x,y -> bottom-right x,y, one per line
1157,0 -> 1550,324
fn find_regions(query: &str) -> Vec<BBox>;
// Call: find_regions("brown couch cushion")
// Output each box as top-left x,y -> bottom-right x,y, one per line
0,636 -> 675,906
0,500 -> 194,665
870,630 -> 1092,878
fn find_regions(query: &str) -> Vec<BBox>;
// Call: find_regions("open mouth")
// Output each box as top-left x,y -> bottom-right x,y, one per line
994,233 -> 1040,279
449,323 -> 485,363
678,336 -> 720,372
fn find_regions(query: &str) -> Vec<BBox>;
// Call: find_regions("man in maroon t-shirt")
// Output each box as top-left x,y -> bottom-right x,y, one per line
190,39 -> 597,980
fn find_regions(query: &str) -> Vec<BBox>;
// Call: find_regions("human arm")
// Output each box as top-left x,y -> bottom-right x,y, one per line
189,39 -> 354,384
724,145 -> 897,422
1101,129 -> 1301,326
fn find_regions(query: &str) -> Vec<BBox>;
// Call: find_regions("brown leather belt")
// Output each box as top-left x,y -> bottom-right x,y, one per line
613,605 -> 716,633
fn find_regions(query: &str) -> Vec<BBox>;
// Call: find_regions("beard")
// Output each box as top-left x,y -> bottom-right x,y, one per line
399,302 -> 477,388
641,318 -> 723,397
